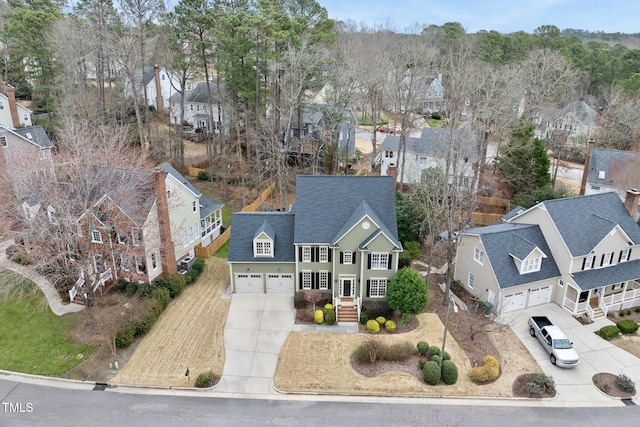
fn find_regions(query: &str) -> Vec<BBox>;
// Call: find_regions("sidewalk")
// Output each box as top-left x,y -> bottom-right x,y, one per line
0,239 -> 84,316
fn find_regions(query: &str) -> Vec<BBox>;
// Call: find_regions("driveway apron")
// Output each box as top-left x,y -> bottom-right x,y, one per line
501,303 -> 640,402
216,294 -> 295,394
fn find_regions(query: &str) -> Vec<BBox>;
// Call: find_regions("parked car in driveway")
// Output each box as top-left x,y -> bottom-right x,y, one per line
528,315 -> 580,368
376,125 -> 401,134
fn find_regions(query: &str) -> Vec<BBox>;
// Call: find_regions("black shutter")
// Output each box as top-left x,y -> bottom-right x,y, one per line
629,249 -> 632,260
600,254 -> 605,266
340,251 -> 343,264
388,254 -> 393,270
298,247 -> 302,262
366,280 -> 370,297
619,251 -> 623,262
582,258 -> 586,270
328,272 -> 332,289
313,247 -> 318,262
314,272 -> 319,289
299,272 -> 302,290
367,254 -> 371,269
592,255 -> 596,267
328,248 -> 332,262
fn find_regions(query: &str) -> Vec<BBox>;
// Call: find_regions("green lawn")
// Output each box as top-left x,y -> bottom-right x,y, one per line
213,241 -> 229,259
0,271 -> 94,376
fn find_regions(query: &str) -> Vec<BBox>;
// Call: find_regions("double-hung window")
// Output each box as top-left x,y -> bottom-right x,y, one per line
474,248 -> 485,265
302,271 -> 312,289
302,246 -> 312,262
369,278 -> 388,297
370,253 -> 389,269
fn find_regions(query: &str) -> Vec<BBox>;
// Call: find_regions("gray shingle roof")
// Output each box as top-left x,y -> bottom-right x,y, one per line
586,148 -> 640,188
572,259 -> 640,291
467,223 -> 560,289
177,81 -> 224,104
199,194 -> 223,219
541,192 -> 640,256
228,212 -> 295,263
159,162 -> 202,197
293,175 -> 401,249
13,126 -> 52,148
380,127 -> 483,161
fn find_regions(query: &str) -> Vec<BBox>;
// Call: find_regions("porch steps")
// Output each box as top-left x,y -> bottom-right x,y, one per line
592,306 -> 606,320
338,306 -> 359,323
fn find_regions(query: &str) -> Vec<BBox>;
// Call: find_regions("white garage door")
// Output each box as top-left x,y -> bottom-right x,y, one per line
528,286 -> 551,307
235,274 -> 263,293
266,274 -> 294,294
502,291 -> 525,313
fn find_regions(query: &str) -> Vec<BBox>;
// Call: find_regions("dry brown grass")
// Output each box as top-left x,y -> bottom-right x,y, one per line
111,258 -> 230,387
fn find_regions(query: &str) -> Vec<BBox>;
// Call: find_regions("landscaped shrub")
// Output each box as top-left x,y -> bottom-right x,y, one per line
324,308 -> 336,325
354,340 -> 381,363
620,311 -> 626,317
314,310 -> 324,324
191,258 -> 205,274
115,326 -> 136,348
376,316 -> 386,326
366,319 -> 380,334
427,346 -> 440,358
125,281 -> 139,294
398,250 -> 412,269
324,303 -> 333,311
441,360 -> 458,385
151,287 -> 171,310
361,300 -> 392,320
135,311 -> 158,336
617,319 -> 639,334
197,171 -> 210,181
378,342 -> 414,362
627,310 -> 633,315
524,373 -> 555,397
404,241 -> 422,259
137,283 -> 153,298
469,355 -> 500,384
419,359 -> 427,369
385,320 -> 396,333
599,325 -> 621,339
359,311 -> 368,324
431,355 -> 441,364
422,361 -> 441,385
636,307 -> 640,313
116,279 -> 129,292
399,313 -> 411,325
616,374 -> 636,393
442,351 -> 451,361
12,251 -> 31,265
195,371 -> 217,388
417,341 -> 429,355
167,274 -> 187,298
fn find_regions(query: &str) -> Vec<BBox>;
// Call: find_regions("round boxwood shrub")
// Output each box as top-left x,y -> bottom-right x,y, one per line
417,341 -> 429,355
314,309 -> 324,324
442,351 -> 451,361
324,308 -> 336,325
385,320 -> 396,333
359,311 -> 368,324
430,355 -> 441,364
366,319 -> 380,334
194,371 -> 217,388
115,326 -> 136,348
599,324 -> 621,339
441,360 -> 458,385
419,359 -> 427,369
427,346 -> 440,358
616,319 -> 639,334
422,361 -> 441,385
376,316 -> 386,326
324,303 -> 333,311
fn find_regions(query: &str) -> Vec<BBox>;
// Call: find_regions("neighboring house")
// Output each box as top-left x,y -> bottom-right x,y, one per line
405,73 -> 444,114
160,163 -> 224,266
582,147 -> 640,215
0,125 -> 54,198
0,85 -> 32,128
228,175 -> 403,321
454,191 -> 640,319
532,100 -> 598,146
378,127 -> 483,186
125,66 -> 181,113
169,81 -> 224,132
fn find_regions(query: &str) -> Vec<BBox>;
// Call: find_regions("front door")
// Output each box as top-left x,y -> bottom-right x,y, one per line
340,277 -> 355,298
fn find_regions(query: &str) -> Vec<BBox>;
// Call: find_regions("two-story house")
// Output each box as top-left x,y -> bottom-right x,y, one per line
227,175 -> 403,321
0,84 -> 32,128
454,191 -> 640,319
169,81 -> 224,132
378,127 -> 483,186
125,66 -> 181,113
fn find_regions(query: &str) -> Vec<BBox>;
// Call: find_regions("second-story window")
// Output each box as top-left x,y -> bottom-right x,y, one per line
370,253 -> 389,269
302,246 -> 311,262
474,248 -> 485,265
192,201 -> 197,212
342,251 -> 352,264
319,246 -> 328,262
601,252 -> 614,267
91,230 -> 102,243
619,248 -> 631,263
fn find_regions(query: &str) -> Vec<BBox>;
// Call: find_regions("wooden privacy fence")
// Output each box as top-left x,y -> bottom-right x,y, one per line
476,196 -> 510,209
194,181 -> 276,258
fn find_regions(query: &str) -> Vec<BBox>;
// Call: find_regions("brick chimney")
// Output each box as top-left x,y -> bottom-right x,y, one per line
153,168 -> 176,275
624,189 -> 640,219
6,85 -> 21,128
154,65 -> 163,114
579,138 -> 596,195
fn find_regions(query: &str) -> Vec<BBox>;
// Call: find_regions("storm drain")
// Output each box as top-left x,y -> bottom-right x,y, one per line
621,398 -> 636,406
93,383 -> 108,391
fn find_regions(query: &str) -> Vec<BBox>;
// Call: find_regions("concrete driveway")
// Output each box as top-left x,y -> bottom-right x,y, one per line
501,303 -> 640,402
215,294 -> 295,394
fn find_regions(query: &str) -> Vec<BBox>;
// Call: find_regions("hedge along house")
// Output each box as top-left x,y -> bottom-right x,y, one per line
227,175 -> 403,322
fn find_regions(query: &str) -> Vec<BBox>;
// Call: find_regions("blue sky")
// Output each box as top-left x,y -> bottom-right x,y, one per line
318,0 -> 640,34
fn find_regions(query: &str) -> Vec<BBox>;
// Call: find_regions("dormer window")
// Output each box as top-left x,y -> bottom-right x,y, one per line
521,257 -> 541,273
254,239 -> 273,257
619,248 -> 631,263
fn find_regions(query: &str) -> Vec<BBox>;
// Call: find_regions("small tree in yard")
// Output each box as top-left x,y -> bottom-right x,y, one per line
304,290 -> 323,312
385,267 -> 429,324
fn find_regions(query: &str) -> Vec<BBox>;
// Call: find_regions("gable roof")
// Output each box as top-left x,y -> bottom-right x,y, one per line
228,212 -> 295,263
159,162 -> 202,197
467,222 -> 560,289
0,92 -> 32,113
199,195 -> 223,219
586,148 -> 640,188
13,126 -> 53,148
538,192 -> 640,256
170,81 -> 224,104
380,127 -> 483,161
293,175 -> 400,250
